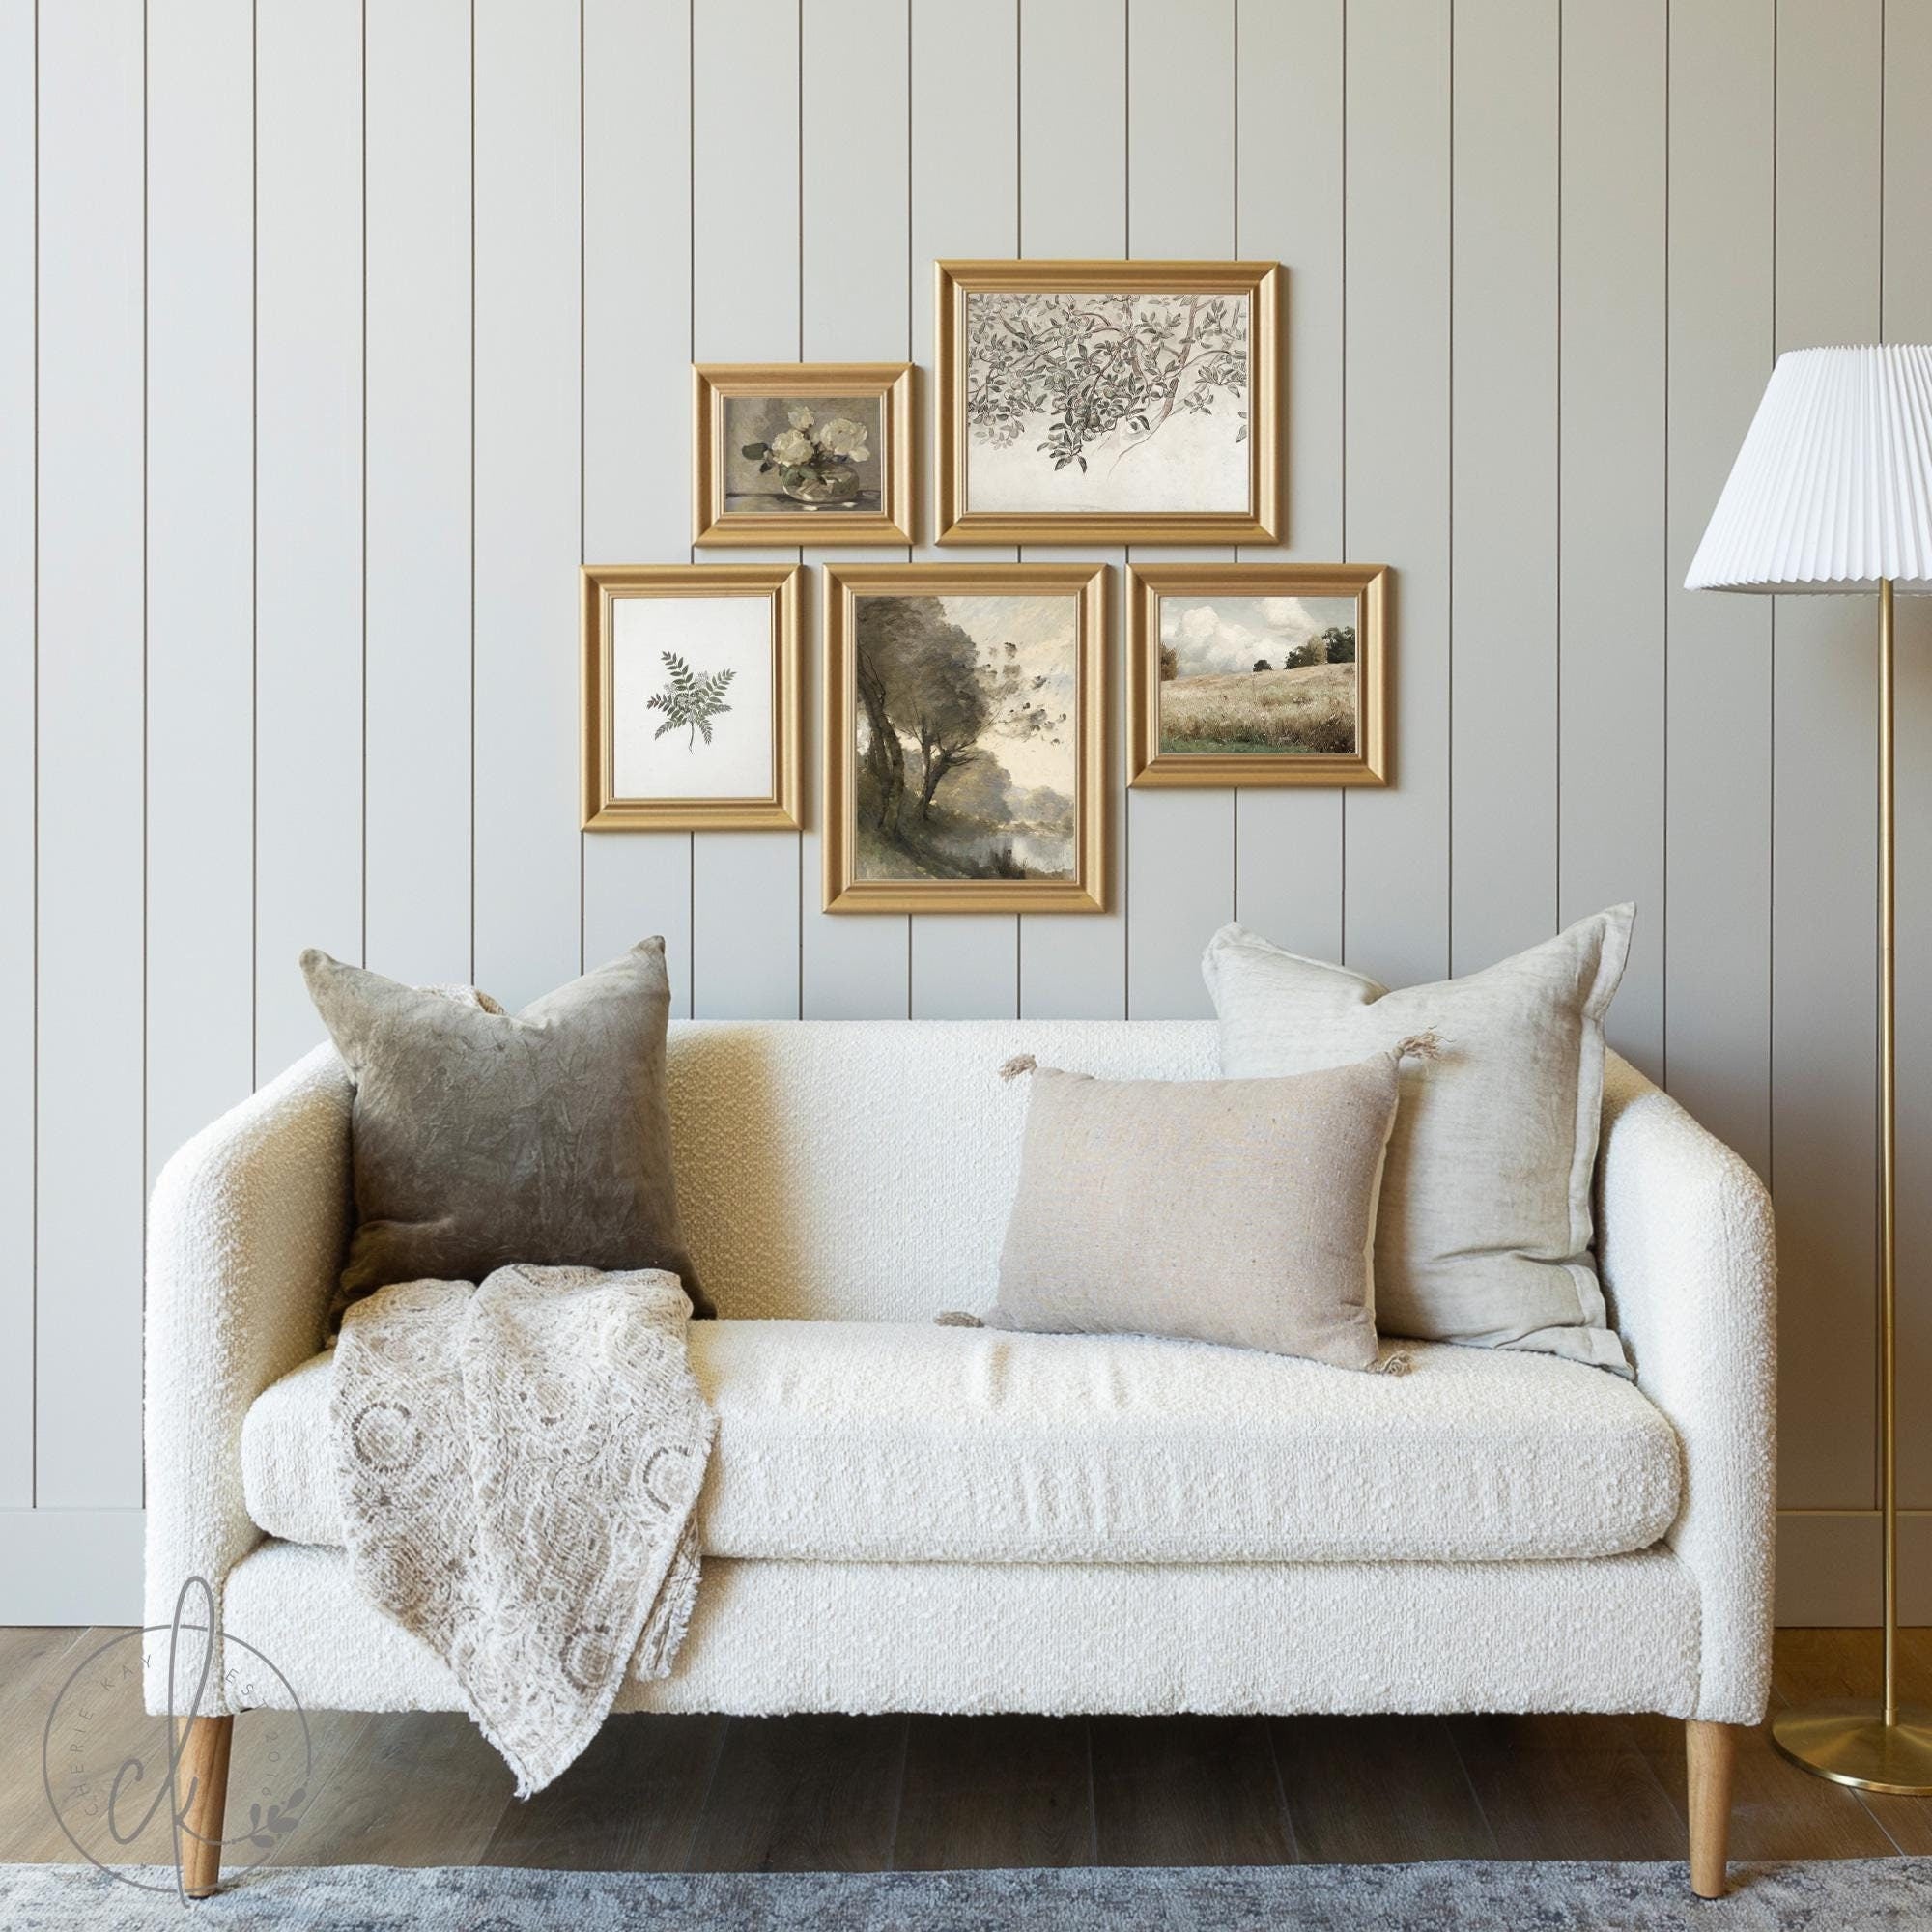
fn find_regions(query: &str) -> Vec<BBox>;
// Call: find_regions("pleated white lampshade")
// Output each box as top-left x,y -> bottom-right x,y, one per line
1685,343 -> 1932,594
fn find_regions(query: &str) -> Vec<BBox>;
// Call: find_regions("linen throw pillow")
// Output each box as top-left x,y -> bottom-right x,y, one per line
301,938 -> 709,1321
1202,907 -> 1634,1370
983,1050 -> 1409,1370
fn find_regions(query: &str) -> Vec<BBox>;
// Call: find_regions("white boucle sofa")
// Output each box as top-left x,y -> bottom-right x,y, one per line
145,1020 -> 1776,1898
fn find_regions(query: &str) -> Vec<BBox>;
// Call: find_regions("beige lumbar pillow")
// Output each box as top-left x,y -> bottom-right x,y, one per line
1202,906 -> 1634,1370
982,1049 -> 1415,1371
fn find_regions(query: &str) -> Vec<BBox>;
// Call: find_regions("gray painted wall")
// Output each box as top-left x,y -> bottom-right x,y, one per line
4,0 -> 1928,1623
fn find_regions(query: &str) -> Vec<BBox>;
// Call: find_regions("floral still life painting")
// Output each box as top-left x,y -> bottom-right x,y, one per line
693,363 -> 915,545
727,396 -> 880,510
936,262 -> 1280,543
823,563 -> 1109,912
582,563 -> 803,830
1128,564 -> 1388,790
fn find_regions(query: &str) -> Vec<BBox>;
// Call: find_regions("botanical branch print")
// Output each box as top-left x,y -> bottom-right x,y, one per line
646,651 -> 735,751
962,290 -> 1253,516
967,292 -> 1248,469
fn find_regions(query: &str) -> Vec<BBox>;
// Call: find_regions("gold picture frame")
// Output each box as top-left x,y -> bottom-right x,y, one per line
822,561 -> 1110,913
582,562 -> 805,830
935,259 -> 1281,545
693,361 -> 916,546
1128,562 -> 1390,788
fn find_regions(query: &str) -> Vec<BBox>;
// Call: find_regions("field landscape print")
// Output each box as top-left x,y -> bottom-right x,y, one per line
1157,594 -> 1358,755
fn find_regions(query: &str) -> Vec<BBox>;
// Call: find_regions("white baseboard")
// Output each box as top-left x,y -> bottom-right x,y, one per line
1776,1509 -> 1932,1625
0,1509 -> 144,1625
0,1504 -> 1917,1631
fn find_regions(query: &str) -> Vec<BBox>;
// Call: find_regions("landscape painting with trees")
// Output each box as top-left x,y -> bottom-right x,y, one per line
851,592 -> 1078,883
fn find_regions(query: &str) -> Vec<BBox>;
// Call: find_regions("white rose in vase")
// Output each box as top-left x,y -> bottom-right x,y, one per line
817,416 -> 870,464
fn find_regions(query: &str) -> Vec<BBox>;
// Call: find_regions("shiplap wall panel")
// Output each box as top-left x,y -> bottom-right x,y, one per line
908,0 -> 1021,1020
1341,0 -> 1450,987
365,0 -> 472,991
1122,0 -> 1236,1021
1013,0 -> 1127,1021
34,0 -> 146,1508
1230,0 -> 1344,964
689,0 -> 804,1020
1558,0 -> 1666,1079
799,0 -> 913,1020
582,0 -> 694,1006
472,1 -> 581,1011
253,2 -> 363,1073
1449,0 -> 1558,977
13,0 -> 1929,1620
146,0 -> 255,1186
1886,0 -> 1932,1509
146,0 -> 255,1192
0,0 -> 34,1506
1770,0 -> 1883,1509
1664,0 -> 1774,1180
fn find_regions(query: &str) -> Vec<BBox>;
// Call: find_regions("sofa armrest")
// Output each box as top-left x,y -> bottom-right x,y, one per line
1596,1051 -> 1776,1725
143,1042 -> 352,1710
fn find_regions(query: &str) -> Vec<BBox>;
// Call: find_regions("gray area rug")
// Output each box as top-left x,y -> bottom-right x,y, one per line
3,1860 -> 1929,1930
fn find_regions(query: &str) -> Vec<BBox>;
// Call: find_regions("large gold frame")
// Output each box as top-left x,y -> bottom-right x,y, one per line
935,259 -> 1282,545
693,361 -> 916,546
582,562 -> 805,831
1127,562 -> 1390,788
822,561 -> 1110,913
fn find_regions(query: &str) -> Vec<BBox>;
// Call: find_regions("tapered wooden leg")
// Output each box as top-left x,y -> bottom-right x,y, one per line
1686,1719 -> 1739,1899
176,1714 -> 233,1900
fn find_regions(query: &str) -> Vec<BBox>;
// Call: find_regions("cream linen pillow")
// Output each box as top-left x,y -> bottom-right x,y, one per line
982,1049 -> 1411,1371
1202,907 -> 1634,1370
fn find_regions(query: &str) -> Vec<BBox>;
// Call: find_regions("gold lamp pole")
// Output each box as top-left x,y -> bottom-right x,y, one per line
1688,346 -> 1932,1795
1768,579 -> 1932,1792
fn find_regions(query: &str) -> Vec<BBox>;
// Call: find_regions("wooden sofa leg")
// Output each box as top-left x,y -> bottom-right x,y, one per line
1686,1719 -> 1739,1899
176,1714 -> 233,1900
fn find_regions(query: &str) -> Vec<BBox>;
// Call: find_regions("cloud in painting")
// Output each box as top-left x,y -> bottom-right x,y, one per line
1161,596 -> 1328,676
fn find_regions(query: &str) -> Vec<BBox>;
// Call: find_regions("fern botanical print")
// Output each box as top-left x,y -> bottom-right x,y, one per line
605,588 -> 779,810
647,652 -> 735,751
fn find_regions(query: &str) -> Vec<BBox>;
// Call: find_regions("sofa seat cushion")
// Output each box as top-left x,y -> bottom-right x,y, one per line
242,1321 -> 1680,1563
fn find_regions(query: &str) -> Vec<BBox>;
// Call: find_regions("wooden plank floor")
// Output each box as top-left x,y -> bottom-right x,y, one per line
3,1627 -> 1929,1871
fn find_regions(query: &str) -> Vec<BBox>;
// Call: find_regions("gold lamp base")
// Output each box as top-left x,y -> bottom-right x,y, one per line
1771,1700 -> 1932,1794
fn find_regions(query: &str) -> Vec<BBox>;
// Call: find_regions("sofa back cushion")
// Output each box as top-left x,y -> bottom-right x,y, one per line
664,1021 -> 1216,1320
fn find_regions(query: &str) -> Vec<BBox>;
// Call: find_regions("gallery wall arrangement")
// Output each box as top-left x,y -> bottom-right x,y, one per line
4,0 -> 1931,1634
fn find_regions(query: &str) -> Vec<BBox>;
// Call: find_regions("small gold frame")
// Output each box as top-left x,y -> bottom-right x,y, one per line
822,561 -> 1110,913
693,362 -> 916,546
1128,562 -> 1390,788
582,562 -> 805,831
935,259 -> 1282,545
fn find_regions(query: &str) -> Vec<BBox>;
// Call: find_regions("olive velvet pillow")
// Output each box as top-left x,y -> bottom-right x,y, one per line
301,938 -> 708,1320
1203,905 -> 1633,1370
983,1049 -> 1410,1371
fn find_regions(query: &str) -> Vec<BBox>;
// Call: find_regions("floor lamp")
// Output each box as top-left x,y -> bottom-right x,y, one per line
1687,342 -> 1932,1793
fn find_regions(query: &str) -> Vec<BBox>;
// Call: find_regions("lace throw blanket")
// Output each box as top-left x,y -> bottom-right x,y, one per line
329,1264 -> 714,1795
